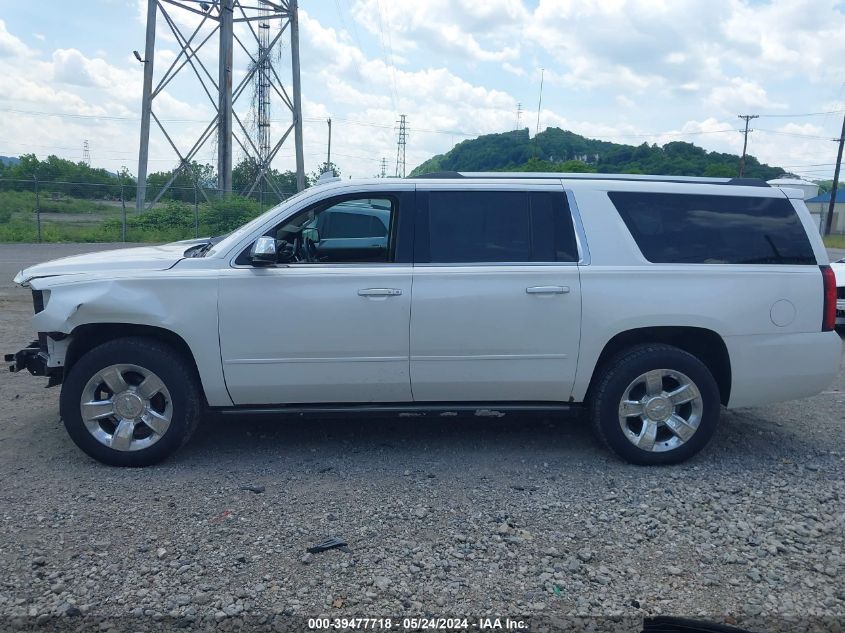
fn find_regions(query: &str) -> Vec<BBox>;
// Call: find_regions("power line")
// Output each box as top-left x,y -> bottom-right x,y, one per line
758,109 -> 845,118
755,128 -> 838,141
0,106 -> 746,141
373,0 -> 399,113
779,162 -> 838,168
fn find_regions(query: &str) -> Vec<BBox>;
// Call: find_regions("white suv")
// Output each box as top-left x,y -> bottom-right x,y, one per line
7,173 -> 841,466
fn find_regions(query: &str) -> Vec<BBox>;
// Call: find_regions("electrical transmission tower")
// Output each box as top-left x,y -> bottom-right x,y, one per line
135,0 -> 305,212
256,1 -> 272,170
82,140 -> 91,166
395,114 -> 407,178
379,157 -> 387,178
737,114 -> 759,177
515,103 -> 522,130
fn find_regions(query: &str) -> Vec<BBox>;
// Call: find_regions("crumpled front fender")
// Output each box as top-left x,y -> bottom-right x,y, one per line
27,274 -> 233,407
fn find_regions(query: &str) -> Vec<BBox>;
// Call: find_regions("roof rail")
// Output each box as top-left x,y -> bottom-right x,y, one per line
411,171 -> 770,187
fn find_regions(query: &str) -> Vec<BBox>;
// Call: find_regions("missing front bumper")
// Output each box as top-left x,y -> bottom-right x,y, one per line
6,340 -> 47,375
5,340 -> 62,386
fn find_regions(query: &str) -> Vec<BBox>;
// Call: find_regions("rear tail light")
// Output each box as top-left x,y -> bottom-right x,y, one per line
821,265 -> 836,332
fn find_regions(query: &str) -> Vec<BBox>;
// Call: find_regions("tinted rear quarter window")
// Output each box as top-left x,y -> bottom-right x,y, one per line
608,192 -> 816,265
423,190 -> 578,263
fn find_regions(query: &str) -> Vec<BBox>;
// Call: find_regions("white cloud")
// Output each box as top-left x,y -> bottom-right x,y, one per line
706,77 -> 784,113
502,62 -> 525,76
351,0 -> 525,62
0,19 -> 33,58
2,1 -> 845,181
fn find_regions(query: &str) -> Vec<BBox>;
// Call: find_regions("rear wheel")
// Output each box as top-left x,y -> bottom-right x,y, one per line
590,344 -> 720,465
60,337 -> 201,466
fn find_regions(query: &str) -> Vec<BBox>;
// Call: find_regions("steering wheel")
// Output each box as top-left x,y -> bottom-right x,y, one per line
287,231 -> 318,263
302,232 -> 319,262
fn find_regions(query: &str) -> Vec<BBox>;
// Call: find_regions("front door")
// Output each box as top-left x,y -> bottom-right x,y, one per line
410,186 -> 583,402
218,191 -> 414,405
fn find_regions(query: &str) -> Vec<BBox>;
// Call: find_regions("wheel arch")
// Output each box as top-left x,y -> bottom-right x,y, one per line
64,324 -> 206,403
584,326 -> 732,406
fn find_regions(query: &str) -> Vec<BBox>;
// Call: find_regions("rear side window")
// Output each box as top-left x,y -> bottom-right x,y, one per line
423,190 -> 578,263
608,192 -> 816,265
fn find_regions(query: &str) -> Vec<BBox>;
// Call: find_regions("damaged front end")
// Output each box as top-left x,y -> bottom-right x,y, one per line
5,289 -> 64,387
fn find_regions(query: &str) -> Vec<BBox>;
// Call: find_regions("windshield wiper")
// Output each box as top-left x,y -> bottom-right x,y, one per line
194,242 -> 214,257
184,241 -> 213,258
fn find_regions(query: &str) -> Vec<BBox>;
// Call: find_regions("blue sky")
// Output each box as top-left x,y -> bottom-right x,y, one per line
1,0 -> 844,180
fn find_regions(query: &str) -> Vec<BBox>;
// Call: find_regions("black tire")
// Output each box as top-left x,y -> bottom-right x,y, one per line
60,337 -> 201,467
589,343 -> 720,465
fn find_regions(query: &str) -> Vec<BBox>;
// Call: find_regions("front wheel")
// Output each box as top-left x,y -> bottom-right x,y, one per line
589,344 -> 720,465
60,337 -> 201,466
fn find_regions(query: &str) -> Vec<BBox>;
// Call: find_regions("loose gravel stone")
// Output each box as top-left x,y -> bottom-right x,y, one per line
0,244 -> 844,632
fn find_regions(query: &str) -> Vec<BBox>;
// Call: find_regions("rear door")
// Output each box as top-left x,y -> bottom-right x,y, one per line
409,184 -> 583,402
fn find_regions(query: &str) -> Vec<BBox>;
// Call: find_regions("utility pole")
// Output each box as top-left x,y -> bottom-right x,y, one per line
326,118 -> 332,169
379,157 -> 387,178
738,114 -> 759,177
34,175 -> 41,244
119,167 -> 127,242
290,0 -> 306,191
535,69 -> 544,136
218,0 -> 234,196
135,0 -> 156,212
395,114 -> 407,178
824,111 -> 845,235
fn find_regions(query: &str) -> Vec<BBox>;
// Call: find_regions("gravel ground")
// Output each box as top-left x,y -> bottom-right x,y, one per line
0,243 -> 844,632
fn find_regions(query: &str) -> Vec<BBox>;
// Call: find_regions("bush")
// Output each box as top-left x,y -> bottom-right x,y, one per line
200,196 -> 263,235
0,194 -> 268,243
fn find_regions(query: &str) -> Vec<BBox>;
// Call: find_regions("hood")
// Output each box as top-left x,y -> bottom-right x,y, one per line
13,242 -> 195,285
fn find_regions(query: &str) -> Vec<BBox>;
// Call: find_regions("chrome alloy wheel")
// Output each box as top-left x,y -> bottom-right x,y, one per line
617,368 -> 703,453
79,364 -> 173,452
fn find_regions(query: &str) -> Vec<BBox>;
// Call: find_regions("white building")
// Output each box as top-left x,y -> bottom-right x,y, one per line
766,177 -> 820,200
806,191 -> 845,233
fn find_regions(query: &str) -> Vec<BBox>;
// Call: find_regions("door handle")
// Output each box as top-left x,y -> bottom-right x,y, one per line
358,288 -> 403,297
526,285 -> 570,295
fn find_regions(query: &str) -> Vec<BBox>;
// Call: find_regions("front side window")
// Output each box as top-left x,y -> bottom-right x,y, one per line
609,192 -> 816,265
245,196 -> 396,265
422,190 -> 578,263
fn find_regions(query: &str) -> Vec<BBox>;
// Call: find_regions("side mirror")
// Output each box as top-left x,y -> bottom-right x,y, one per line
249,236 -> 277,266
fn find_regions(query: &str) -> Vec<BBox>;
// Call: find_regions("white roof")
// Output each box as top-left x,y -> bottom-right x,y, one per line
766,177 -> 817,186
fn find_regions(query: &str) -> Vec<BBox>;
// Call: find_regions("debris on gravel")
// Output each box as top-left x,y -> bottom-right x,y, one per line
0,245 -> 843,632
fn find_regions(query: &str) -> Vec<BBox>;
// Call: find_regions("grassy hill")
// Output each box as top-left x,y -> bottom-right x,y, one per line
410,127 -> 784,180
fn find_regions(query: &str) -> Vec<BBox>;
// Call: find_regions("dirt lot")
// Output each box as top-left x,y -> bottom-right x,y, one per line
0,243 -> 844,632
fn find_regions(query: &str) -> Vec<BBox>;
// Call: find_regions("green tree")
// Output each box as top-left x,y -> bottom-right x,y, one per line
410,127 -> 785,180
146,161 -> 214,202
704,164 -> 737,177
310,161 -> 341,181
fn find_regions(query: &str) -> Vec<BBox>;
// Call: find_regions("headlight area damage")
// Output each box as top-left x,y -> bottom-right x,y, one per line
5,288 -> 65,386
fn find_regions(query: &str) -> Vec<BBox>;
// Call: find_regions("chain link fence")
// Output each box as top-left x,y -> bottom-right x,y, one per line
0,178 -> 296,243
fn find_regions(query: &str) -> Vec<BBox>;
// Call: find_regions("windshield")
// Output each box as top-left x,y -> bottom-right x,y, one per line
203,187 -> 318,258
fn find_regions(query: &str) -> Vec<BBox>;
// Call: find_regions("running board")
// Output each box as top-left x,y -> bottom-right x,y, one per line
215,402 -> 581,417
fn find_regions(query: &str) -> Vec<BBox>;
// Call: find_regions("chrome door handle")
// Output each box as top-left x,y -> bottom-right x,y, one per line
358,288 -> 403,297
526,285 -> 570,295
